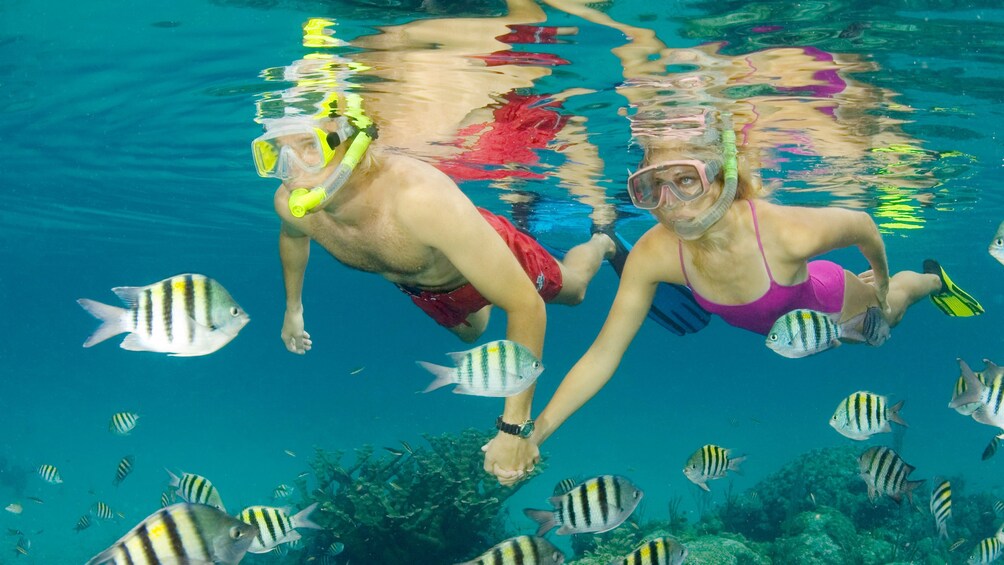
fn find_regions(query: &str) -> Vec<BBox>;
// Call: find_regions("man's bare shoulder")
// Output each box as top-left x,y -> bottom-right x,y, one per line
379,154 -> 471,217
273,186 -> 309,234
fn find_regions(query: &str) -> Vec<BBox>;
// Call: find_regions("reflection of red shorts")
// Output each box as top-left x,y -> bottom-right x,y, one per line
435,92 -> 570,182
397,208 -> 563,328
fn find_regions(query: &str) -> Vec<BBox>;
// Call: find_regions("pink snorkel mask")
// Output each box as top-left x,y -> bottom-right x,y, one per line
626,110 -> 739,240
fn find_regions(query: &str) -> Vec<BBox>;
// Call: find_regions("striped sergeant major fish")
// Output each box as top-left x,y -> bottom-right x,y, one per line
683,445 -> 746,492
74,514 -> 92,532
84,503 -> 256,565
453,535 -> 565,565
969,530 -> 1004,565
983,434 -> 1002,461
273,484 -> 292,499
553,478 -> 578,497
167,470 -> 226,512
37,464 -> 62,484
237,503 -> 321,553
989,219 -> 1004,266
160,489 -> 176,508
829,391 -> 907,441
109,412 -> 140,435
857,446 -> 925,504
951,359 -> 1000,416
78,274 -> 249,356
766,307 -> 888,359
951,358 -> 1004,429
524,475 -> 643,536
113,455 -> 134,486
930,479 -> 951,540
418,339 -> 544,397
610,537 -> 687,565
94,501 -> 117,520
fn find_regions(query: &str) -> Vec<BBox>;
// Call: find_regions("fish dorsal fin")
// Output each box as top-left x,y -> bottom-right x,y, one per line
111,286 -> 142,307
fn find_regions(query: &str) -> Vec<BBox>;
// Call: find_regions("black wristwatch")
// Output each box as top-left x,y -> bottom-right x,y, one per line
496,416 -> 535,438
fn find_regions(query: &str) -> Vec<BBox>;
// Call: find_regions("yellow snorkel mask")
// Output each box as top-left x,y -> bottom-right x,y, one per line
252,93 -> 376,217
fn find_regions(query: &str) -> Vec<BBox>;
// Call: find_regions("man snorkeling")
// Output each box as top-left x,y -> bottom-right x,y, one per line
253,92 -> 617,481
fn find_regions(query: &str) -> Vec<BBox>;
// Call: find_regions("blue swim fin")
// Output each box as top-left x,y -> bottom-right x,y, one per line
606,231 -> 710,336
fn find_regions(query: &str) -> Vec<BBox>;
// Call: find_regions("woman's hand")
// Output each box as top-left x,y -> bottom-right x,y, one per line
857,269 -> 890,315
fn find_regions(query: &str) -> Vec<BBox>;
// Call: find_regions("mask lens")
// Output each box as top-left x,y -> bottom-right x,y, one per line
252,140 -> 279,177
627,171 -> 663,209
285,132 -> 326,168
658,164 -> 706,202
627,161 -> 708,210
252,127 -> 333,179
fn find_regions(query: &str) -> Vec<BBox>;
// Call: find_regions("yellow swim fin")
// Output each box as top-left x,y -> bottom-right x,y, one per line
924,259 -> 984,317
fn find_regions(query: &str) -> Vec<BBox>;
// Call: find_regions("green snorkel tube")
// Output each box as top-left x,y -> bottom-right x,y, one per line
673,112 -> 739,240
288,93 -> 375,218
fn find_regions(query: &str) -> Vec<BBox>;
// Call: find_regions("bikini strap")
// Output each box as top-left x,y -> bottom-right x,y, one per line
748,200 -> 775,282
678,239 -> 692,287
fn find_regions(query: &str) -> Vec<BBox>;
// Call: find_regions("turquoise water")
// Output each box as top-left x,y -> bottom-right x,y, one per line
2,0 -> 1004,562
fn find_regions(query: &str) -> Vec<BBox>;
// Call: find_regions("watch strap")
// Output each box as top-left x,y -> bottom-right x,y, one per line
496,415 -> 522,436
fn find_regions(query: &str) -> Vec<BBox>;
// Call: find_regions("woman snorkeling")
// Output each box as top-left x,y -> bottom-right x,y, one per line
489,109 -> 982,485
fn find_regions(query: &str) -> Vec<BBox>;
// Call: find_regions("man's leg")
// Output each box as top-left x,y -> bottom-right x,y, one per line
551,233 -> 615,305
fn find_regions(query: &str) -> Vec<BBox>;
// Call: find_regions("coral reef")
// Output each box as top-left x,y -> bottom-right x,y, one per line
288,428 -> 535,564
241,436 -> 1003,564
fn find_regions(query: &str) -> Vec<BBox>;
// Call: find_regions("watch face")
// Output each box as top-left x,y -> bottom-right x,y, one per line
519,421 -> 535,438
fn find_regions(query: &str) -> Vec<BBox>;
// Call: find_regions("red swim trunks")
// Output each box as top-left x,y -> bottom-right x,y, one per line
397,208 -> 563,328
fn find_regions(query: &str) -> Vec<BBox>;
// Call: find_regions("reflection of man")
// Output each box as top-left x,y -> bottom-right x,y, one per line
253,94 -> 615,481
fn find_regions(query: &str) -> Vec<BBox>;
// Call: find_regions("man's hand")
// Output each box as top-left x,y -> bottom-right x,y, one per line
482,432 -> 540,487
281,309 -> 312,354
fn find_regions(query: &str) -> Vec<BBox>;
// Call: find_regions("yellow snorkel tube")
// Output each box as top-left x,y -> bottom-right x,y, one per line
673,112 -> 739,240
287,130 -> 372,217
287,93 -> 375,218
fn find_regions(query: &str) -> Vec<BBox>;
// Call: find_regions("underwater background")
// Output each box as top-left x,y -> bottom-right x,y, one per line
2,0 -> 1004,562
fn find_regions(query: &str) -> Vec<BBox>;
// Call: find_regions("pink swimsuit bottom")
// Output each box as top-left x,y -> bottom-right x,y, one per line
680,200 -> 845,335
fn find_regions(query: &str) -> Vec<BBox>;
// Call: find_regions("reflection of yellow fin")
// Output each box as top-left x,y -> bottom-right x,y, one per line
924,259 -> 984,317
303,17 -> 347,48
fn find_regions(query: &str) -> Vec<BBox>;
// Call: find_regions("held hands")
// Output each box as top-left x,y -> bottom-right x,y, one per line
482,432 -> 540,487
281,309 -> 312,354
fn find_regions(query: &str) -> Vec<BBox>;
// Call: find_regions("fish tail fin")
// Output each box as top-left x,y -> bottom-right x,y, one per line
888,400 -> 907,427
523,508 -> 557,536
903,479 -> 926,504
949,358 -> 984,409
77,298 -> 129,347
291,502 -> 322,530
416,361 -> 456,393
861,306 -> 891,346
729,455 -> 747,476
165,469 -> 180,488
836,308 -> 876,344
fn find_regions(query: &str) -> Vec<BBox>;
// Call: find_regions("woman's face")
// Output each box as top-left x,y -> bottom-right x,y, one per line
635,155 -> 721,220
